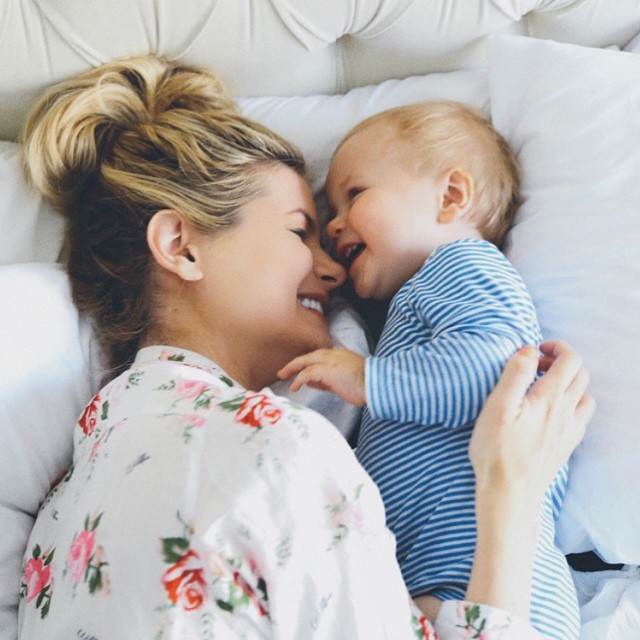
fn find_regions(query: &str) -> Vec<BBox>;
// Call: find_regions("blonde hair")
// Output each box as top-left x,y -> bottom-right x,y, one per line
21,55 -> 305,376
338,101 -> 520,245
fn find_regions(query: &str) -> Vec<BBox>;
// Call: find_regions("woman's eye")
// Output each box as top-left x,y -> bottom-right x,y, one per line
291,228 -> 308,240
347,187 -> 363,200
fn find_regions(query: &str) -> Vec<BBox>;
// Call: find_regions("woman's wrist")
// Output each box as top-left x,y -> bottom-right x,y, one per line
467,486 -> 541,619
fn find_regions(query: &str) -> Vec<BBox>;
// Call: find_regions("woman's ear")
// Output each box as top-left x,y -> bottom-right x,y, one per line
146,209 -> 203,281
438,168 -> 474,224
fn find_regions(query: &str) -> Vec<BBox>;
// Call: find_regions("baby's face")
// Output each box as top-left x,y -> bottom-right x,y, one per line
325,123 -> 449,301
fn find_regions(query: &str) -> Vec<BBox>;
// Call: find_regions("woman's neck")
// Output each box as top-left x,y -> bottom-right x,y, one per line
141,327 -> 283,392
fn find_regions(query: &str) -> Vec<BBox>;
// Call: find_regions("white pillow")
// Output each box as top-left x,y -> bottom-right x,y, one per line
489,35 -> 640,563
0,142 -> 64,265
239,69 -> 489,194
0,263 -> 102,639
624,30 -> 640,53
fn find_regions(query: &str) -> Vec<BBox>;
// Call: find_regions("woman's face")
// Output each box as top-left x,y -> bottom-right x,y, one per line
194,165 -> 346,388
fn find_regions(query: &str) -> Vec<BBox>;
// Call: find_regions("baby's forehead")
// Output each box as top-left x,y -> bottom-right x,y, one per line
352,116 -> 402,142
337,121 -> 411,164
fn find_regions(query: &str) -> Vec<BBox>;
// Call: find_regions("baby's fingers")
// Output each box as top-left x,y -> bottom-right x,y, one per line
288,366 -> 333,393
277,349 -> 330,380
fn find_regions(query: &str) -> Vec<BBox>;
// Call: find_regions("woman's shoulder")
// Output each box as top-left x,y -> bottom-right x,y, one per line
231,387 -> 378,495
229,387 -> 359,463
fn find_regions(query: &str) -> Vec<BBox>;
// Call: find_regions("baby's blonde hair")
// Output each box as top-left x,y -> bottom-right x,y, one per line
21,55 -> 305,376
338,101 -> 520,245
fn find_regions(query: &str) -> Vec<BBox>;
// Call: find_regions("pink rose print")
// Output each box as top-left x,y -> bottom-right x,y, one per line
179,413 -> 208,444
326,485 -> 365,549
67,529 -> 95,583
176,380 -> 208,400
20,545 -> 54,618
162,549 -> 207,611
66,513 -> 108,594
23,556 -> 51,604
235,393 -> 282,428
88,434 -> 106,462
331,498 -> 364,531
182,414 -> 206,430
78,394 -> 100,436
160,349 -> 186,362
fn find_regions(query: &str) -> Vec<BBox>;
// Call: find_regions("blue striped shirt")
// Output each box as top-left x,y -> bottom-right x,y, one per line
357,239 -> 579,640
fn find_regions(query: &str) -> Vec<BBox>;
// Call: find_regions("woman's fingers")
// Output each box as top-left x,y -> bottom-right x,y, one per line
576,393 -> 597,427
565,365 -> 591,408
471,340 -> 594,501
536,340 -> 583,390
482,345 -> 538,415
532,340 -> 593,457
533,341 -> 594,425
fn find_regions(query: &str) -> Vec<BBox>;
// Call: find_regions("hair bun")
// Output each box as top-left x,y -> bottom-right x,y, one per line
21,56 -> 234,215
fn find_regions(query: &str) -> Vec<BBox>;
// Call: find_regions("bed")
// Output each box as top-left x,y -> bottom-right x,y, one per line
1,1 -> 640,638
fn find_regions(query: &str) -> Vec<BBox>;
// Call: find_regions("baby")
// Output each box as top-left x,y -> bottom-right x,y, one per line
279,101 -> 579,640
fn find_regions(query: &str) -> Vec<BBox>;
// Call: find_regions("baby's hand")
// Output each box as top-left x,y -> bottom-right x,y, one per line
277,348 -> 366,407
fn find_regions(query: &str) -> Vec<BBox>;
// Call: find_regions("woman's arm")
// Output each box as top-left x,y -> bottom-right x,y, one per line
415,341 -> 594,624
416,341 -> 595,632
467,341 -> 594,618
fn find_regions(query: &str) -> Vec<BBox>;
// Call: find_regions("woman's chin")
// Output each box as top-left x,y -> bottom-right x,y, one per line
291,328 -> 332,358
311,327 -> 333,350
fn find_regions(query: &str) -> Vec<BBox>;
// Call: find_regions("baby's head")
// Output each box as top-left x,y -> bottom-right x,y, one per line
325,100 -> 520,301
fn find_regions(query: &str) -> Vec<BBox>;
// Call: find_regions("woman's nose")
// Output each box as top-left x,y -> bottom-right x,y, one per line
315,247 -> 346,290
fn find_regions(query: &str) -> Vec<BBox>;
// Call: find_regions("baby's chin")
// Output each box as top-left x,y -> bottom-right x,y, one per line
352,278 -> 375,301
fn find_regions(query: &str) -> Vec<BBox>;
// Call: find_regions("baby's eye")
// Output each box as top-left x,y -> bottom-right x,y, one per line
291,228 -> 308,240
347,187 -> 364,201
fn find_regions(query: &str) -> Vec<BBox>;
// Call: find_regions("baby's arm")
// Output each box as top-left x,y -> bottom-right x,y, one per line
277,347 -> 366,406
369,242 -> 542,429
272,297 -> 370,440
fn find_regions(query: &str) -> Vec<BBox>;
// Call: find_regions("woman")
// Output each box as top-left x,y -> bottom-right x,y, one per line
18,55 -> 594,639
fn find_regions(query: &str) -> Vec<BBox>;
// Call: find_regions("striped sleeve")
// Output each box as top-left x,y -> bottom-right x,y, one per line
366,241 -> 542,428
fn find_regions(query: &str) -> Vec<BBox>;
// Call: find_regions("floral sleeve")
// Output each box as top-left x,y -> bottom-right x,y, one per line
432,600 -> 545,639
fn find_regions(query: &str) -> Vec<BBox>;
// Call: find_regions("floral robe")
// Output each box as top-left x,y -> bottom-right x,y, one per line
18,346 -> 542,639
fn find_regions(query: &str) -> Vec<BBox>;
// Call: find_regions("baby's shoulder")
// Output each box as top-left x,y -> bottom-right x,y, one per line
419,239 -> 516,286
431,238 -> 505,266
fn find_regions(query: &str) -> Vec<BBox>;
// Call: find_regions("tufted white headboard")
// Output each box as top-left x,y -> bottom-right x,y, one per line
2,0 -> 640,141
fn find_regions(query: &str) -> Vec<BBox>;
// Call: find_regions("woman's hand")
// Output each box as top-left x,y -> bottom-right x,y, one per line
464,340 -> 595,621
470,340 -> 595,502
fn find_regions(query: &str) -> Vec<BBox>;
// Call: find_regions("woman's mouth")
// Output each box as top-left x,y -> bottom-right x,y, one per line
297,296 -> 325,316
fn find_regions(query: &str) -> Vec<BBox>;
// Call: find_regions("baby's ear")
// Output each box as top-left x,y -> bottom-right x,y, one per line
438,169 -> 474,224
146,209 -> 203,281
